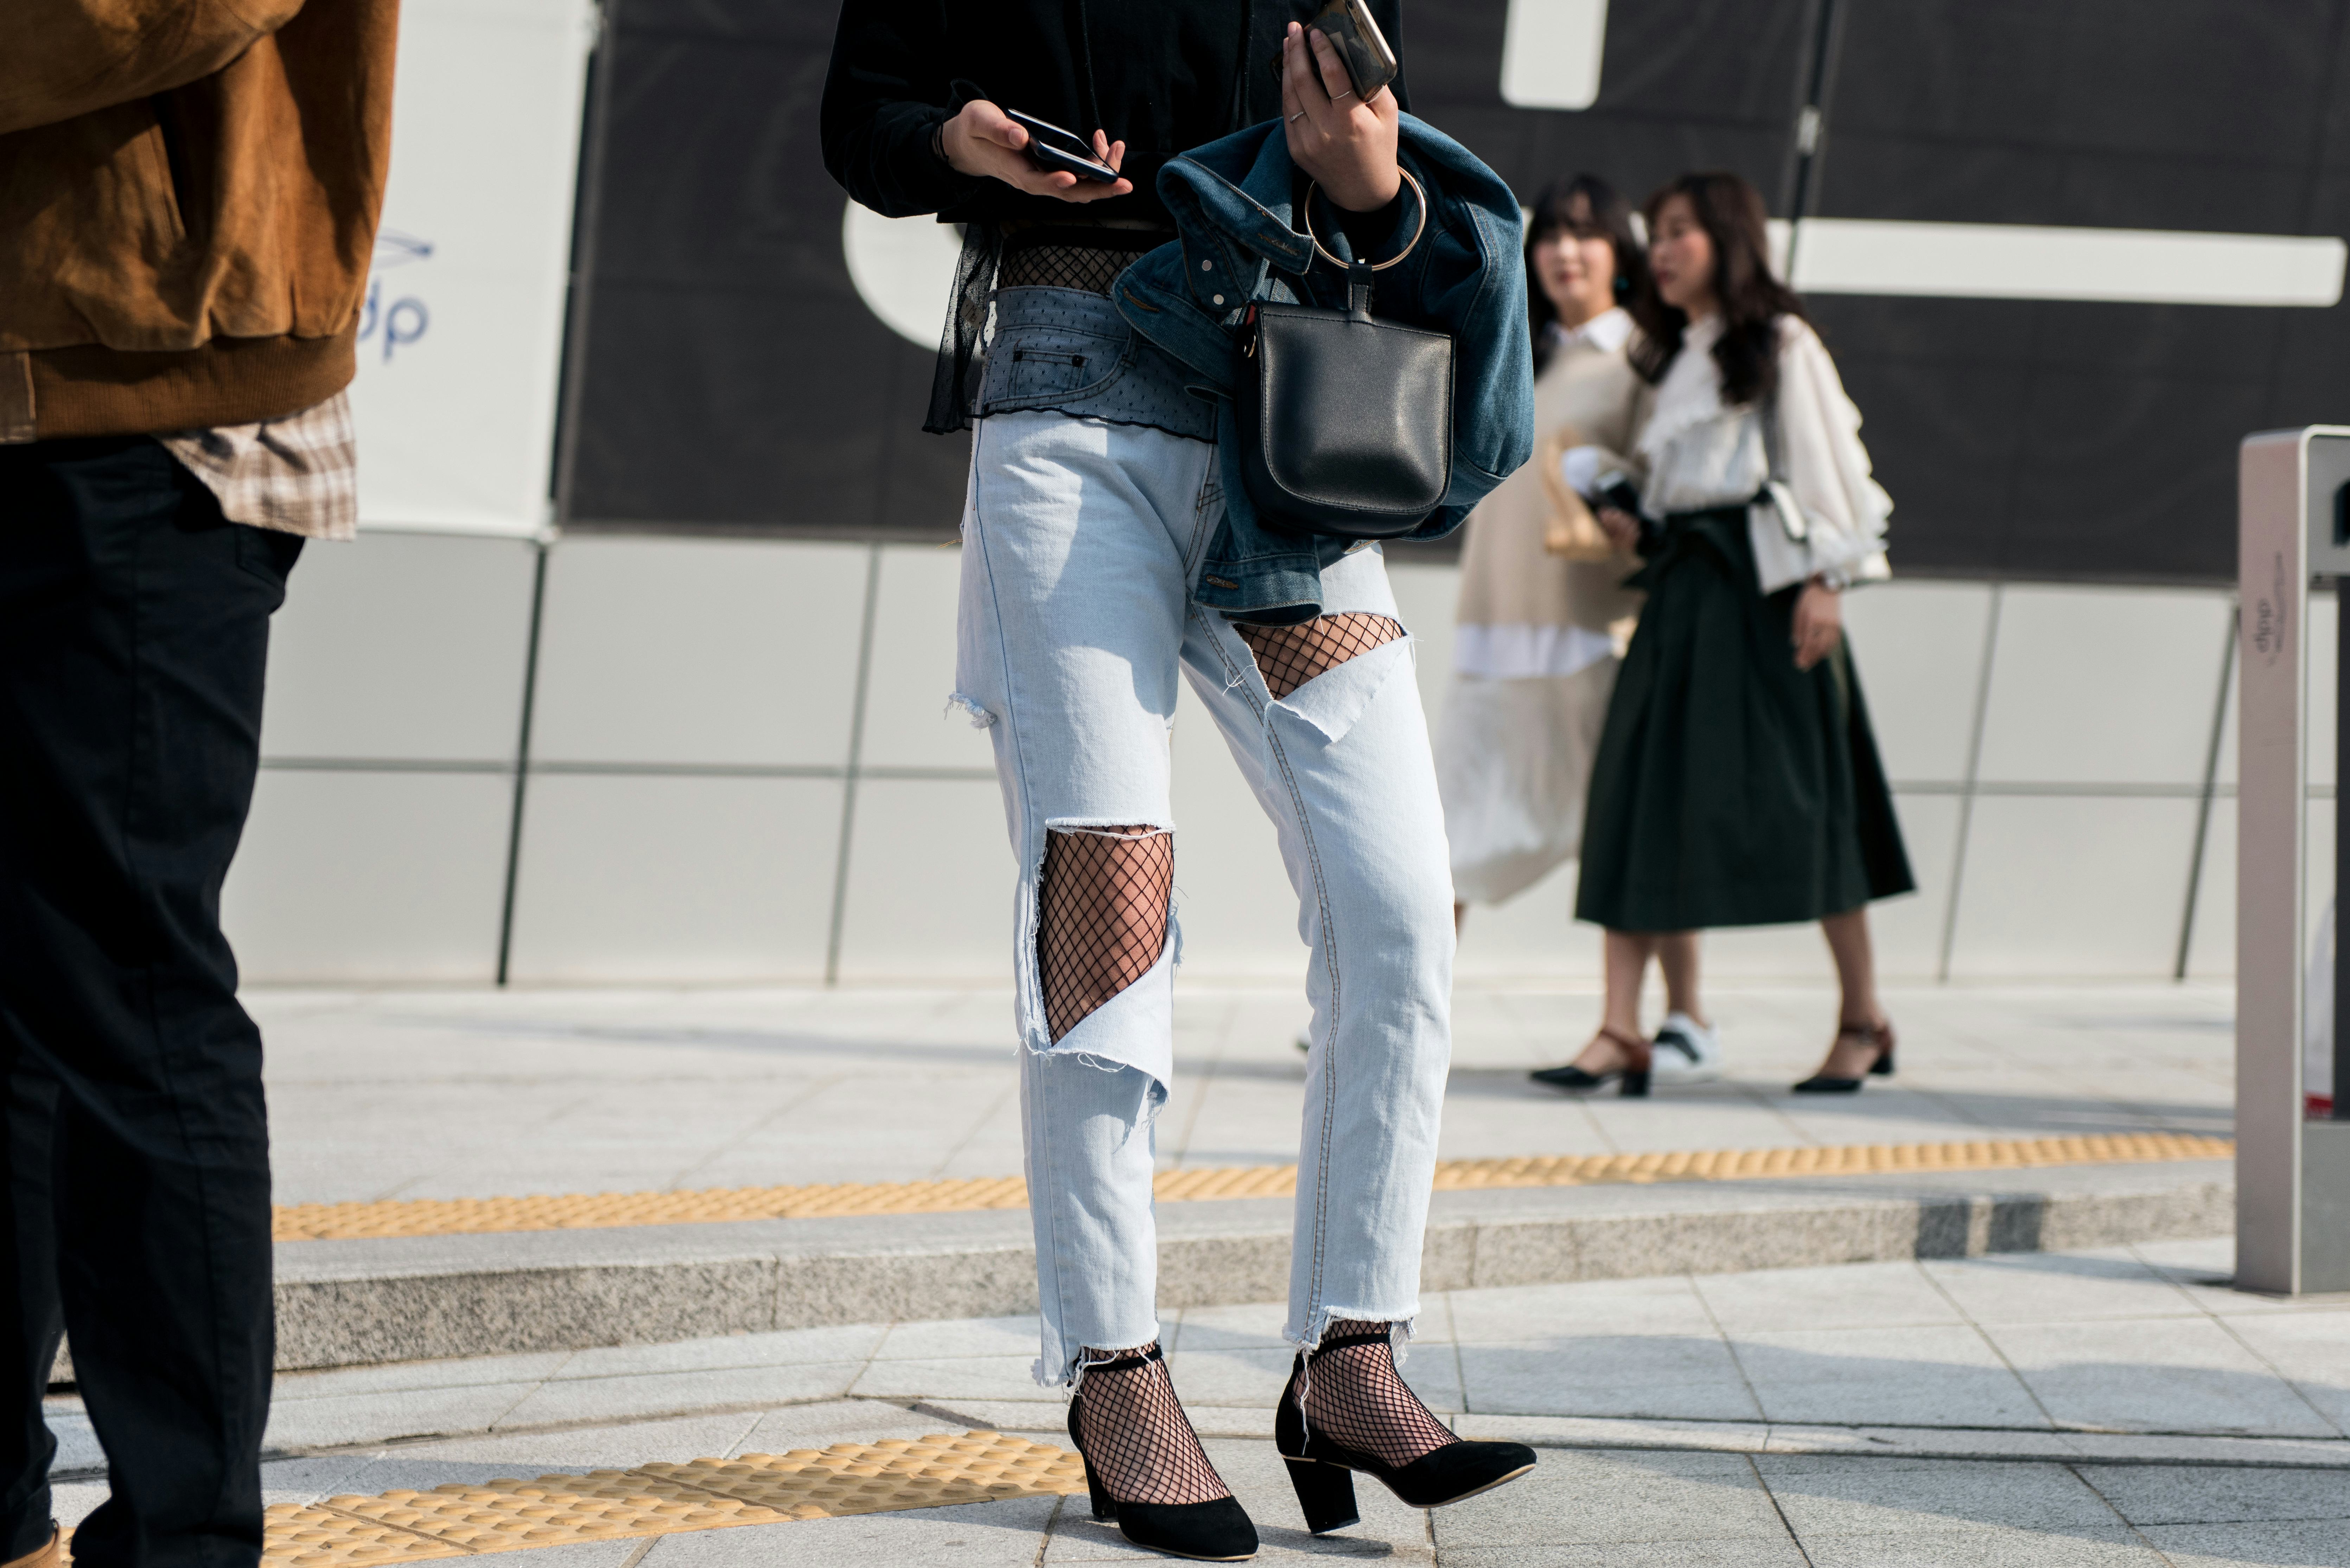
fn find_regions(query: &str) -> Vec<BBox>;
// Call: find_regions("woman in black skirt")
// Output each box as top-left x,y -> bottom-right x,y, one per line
1564,171 -> 1914,1095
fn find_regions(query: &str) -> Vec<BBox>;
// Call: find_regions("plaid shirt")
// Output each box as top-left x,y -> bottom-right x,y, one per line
157,390 -> 357,541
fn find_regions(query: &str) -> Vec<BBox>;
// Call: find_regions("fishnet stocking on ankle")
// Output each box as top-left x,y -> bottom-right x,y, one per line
1038,828 -> 1173,1043
1235,613 -> 1405,700
1076,1344 -> 1230,1506
1302,1321 -> 1458,1468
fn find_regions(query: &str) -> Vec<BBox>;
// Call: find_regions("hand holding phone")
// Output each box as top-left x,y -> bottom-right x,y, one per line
939,100 -> 1132,203
1269,0 -> 1399,102
1005,110 -> 1123,184
1280,17 -> 1401,213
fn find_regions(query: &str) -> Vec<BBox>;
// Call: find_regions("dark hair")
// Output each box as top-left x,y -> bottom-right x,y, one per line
1628,171 -> 1806,407
1524,175 -> 1648,375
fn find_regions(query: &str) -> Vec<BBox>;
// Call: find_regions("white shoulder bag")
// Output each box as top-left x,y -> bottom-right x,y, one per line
1747,395 -> 1817,595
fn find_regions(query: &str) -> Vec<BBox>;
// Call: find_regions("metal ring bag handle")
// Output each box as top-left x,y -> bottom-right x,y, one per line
1297,167 -> 1430,272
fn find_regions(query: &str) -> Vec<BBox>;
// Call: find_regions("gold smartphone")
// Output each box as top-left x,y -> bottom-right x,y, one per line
1278,0 -> 1400,103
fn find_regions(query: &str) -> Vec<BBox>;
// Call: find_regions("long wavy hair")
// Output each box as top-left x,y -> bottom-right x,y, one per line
1628,171 -> 1806,407
1524,174 -> 1648,375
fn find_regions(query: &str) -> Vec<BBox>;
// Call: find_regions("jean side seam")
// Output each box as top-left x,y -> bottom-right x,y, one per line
1201,609 -> 1345,1335
968,431 -> 1050,1056
1026,1059 -> 1081,1387
1265,717 -> 1344,1338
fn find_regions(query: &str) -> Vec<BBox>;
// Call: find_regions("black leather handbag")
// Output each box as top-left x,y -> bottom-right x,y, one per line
1235,170 -> 1453,540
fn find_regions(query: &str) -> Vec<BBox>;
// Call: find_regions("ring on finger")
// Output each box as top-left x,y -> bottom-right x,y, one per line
1333,89 -> 1356,102
1288,110 -> 1308,122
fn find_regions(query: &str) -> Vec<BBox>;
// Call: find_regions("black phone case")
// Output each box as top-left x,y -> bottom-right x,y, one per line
1008,112 -> 1121,182
1029,143 -> 1120,182
1309,0 -> 1397,101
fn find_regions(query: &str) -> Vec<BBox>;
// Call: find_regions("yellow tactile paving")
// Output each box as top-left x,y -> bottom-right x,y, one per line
273,1132 -> 2233,1242
68,1433 -> 1088,1566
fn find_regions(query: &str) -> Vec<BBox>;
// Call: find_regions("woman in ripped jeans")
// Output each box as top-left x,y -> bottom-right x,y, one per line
823,4 -> 1532,1557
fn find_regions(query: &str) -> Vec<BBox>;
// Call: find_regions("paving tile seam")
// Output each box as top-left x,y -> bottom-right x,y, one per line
1510,1439 -> 2350,1470
272,1133 -> 2237,1241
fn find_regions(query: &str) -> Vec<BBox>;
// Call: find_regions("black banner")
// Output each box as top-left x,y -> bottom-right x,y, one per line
567,0 -> 2350,583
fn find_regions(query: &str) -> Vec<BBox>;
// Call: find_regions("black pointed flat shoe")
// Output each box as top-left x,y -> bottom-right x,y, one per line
1066,1347 -> 1258,1561
1791,1019 -> 1897,1093
1274,1331 -> 1536,1534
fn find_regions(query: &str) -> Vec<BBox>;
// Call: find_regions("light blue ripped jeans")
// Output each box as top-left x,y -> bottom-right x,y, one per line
953,405 -> 1456,1390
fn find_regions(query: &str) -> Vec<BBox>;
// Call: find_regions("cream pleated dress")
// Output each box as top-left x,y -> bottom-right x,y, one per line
1435,309 -> 1648,905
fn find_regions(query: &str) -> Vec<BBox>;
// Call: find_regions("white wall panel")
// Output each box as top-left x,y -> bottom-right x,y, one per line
1974,585 -> 2231,786
1843,583 -> 1995,785
530,538 -> 866,767
1946,796 -> 2200,977
1454,863 -> 1600,980
831,778 -> 1011,981
225,771 -> 512,982
1386,557 -> 1459,731
858,544 -> 996,772
504,775 -> 840,981
1865,792 -> 1963,977
2185,797 -> 2235,979
262,533 -> 537,762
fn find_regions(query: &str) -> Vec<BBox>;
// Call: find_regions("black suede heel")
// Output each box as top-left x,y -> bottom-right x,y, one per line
1275,1330 -> 1535,1532
1066,1347 -> 1258,1561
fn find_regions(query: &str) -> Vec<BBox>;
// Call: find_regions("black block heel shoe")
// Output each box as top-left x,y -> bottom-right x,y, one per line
1066,1346 -> 1257,1561
1528,1026 -> 1654,1097
1791,1019 -> 1897,1093
1275,1330 -> 1536,1534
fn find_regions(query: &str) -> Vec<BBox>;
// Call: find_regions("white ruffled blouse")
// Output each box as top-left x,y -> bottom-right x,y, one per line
1633,313 -> 1892,593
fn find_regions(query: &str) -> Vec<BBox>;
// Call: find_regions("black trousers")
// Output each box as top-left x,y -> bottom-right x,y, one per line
0,438 -> 299,1568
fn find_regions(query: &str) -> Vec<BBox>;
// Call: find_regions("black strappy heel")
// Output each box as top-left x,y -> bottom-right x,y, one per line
1529,1026 -> 1654,1097
1274,1328 -> 1536,1535
1065,1344 -> 1257,1561
1791,1018 -> 1897,1093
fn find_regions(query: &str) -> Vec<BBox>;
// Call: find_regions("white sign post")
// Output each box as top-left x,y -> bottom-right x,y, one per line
2237,426 -> 2350,1295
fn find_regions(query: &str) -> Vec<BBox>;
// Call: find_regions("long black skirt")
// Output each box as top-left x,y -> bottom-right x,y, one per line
1574,506 -> 1915,932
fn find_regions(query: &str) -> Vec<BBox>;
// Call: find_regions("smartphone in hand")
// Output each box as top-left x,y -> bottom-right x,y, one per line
1004,110 -> 1122,183
1274,0 -> 1400,102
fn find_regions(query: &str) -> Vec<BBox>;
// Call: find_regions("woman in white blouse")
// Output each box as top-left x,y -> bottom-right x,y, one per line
1560,171 -> 1915,1096
1439,176 -> 1719,1089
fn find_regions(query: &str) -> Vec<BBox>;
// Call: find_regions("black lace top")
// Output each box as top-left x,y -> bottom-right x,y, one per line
820,0 -> 1409,431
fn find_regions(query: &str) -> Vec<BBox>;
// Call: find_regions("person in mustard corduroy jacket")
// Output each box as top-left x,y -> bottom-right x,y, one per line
0,7 -> 399,1566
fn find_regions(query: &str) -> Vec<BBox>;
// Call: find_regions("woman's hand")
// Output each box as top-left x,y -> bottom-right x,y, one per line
1791,579 -> 1843,670
941,99 -> 1132,202
1597,507 -> 1643,554
1281,21 -> 1401,212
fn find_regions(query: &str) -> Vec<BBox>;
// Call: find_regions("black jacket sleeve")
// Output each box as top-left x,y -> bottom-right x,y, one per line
821,0 -> 987,217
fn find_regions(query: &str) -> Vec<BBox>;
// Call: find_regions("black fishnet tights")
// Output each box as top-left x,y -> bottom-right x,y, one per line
999,243 -> 1138,295
1302,1321 -> 1458,1468
1075,1344 -> 1231,1506
1235,613 -> 1405,700
1038,827 -> 1173,1043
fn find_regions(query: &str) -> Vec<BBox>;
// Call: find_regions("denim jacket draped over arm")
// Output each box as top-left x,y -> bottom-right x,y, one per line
1111,115 -> 1535,625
